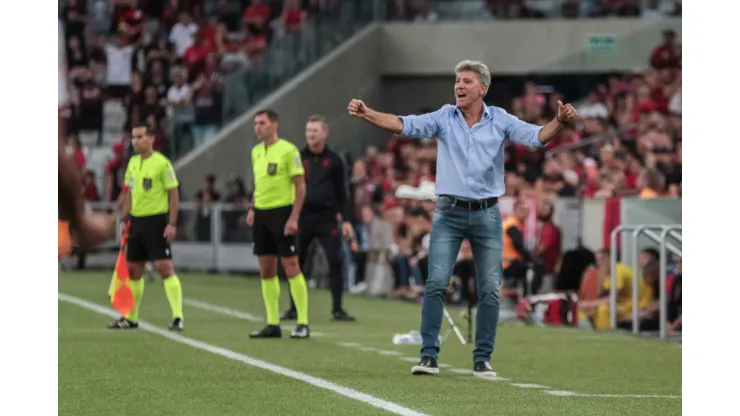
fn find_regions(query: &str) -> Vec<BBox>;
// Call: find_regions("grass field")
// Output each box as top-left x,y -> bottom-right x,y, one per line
59,271 -> 681,416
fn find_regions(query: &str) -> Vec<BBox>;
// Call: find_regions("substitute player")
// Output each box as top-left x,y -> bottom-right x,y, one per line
281,115 -> 356,322
247,109 -> 310,339
108,123 -> 184,331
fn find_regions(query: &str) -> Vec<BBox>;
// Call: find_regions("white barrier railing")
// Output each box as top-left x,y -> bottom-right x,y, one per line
609,225 -> 681,339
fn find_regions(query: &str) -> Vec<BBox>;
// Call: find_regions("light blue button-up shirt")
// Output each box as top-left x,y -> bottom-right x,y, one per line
399,104 -> 544,199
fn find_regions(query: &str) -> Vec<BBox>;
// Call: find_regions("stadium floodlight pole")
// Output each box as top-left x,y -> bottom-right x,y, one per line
443,307 -> 466,345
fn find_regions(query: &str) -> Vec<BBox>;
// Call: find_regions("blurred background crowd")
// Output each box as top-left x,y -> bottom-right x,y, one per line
60,0 -> 681,333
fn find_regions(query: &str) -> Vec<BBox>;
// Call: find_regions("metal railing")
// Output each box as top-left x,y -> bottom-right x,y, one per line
609,225 -> 681,339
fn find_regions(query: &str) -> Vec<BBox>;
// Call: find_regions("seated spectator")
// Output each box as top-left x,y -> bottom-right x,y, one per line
194,175 -> 221,242
638,168 -> 666,198
579,248 -> 655,330
502,199 -> 545,297
363,206 -> 395,297
535,200 -> 561,292
577,90 -> 609,119
82,170 -> 100,202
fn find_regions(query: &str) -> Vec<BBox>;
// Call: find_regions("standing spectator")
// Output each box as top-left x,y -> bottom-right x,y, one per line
650,30 -> 681,70
615,0 -> 641,17
244,0 -> 272,32
169,12 -> 199,59
65,135 -> 87,173
282,0 -> 306,34
535,200 -> 561,292
105,33 -> 135,101
191,63 -> 223,146
77,70 -> 105,144
146,114 -> 168,153
66,36 -> 89,78
141,85 -> 167,123
194,175 -> 221,242
104,141 -> 128,202
61,0 -> 89,42
638,168 -> 666,199
183,31 -> 214,71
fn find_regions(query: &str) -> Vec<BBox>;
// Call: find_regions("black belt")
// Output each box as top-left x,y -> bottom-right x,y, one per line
440,195 -> 498,211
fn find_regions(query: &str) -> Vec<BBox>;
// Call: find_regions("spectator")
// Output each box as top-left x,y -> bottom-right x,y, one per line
183,30 -> 214,72
191,60 -> 224,146
105,33 -> 135,101
535,199 -> 562,285
146,114 -> 167,153
222,175 -> 250,242
363,206 -> 395,297
65,135 -> 87,172
61,0 -> 89,42
76,69 -> 105,144
244,0 -> 272,31
410,0 -> 438,22
104,141 -> 128,203
66,36 -> 89,78
578,89 -> 609,119
169,11 -> 199,59
615,0 -> 641,17
82,170 -> 101,202
194,175 -> 221,242
638,168 -> 666,199
642,0 -> 672,19
282,0 -> 306,34
650,29 -> 681,70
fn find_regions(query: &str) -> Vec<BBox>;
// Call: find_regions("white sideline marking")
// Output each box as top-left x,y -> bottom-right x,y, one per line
339,342 -> 360,348
359,347 -> 379,352
449,368 -> 473,374
511,383 -> 549,389
184,298 -> 326,336
545,390 -> 680,399
437,363 -> 450,368
377,350 -> 401,356
400,357 -> 420,363
473,375 -> 508,381
184,299 -> 262,321
59,293 -> 428,416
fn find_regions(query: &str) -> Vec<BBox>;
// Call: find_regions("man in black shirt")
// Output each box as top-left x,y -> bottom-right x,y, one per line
282,115 -> 356,321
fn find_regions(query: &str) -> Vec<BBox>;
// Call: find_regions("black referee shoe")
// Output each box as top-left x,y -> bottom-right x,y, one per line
290,324 -> 310,339
411,356 -> 439,375
169,318 -> 184,331
108,317 -> 138,330
250,325 -> 282,339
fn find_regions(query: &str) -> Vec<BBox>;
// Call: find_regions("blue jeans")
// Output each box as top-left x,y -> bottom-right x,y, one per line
420,197 -> 503,363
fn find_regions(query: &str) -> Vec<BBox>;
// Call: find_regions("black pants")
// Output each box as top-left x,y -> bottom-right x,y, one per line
503,260 -> 545,297
289,213 -> 345,313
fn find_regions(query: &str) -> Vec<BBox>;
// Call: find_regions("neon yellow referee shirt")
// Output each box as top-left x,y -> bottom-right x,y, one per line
251,139 -> 304,210
125,152 -> 179,217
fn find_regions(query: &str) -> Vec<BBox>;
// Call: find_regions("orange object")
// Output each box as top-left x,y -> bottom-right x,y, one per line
58,220 -> 72,258
502,216 -> 524,269
110,225 -> 134,315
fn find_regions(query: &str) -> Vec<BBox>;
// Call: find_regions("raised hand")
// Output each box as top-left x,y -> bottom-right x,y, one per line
347,99 -> 368,118
556,100 -> 578,124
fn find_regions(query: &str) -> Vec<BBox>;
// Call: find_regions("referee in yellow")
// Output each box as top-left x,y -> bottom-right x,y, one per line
247,109 -> 310,339
108,123 -> 184,331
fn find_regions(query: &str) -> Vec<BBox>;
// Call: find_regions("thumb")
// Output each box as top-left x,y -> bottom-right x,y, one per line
557,100 -> 564,110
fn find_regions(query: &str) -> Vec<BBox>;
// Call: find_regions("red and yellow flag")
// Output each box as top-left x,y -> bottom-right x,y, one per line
108,224 -> 135,315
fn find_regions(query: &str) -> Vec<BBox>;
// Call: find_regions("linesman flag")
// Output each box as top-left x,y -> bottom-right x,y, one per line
108,222 -> 135,315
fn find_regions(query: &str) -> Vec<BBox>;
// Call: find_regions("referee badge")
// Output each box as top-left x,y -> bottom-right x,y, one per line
167,169 -> 176,183
143,178 -> 153,190
294,156 -> 301,169
267,163 -> 277,176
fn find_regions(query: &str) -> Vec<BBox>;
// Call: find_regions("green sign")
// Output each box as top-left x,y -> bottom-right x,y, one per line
587,34 -> 616,54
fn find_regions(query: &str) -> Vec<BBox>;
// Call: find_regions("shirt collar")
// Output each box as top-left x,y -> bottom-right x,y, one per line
454,102 -> 492,121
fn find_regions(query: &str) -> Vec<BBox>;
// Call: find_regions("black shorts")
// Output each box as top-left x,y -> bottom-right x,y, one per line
253,205 -> 298,257
126,214 -> 172,262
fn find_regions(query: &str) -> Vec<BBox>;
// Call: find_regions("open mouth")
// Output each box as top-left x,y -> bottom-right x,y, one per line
456,91 -> 467,99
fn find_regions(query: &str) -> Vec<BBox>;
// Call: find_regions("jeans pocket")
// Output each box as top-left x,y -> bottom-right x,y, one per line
435,196 -> 455,213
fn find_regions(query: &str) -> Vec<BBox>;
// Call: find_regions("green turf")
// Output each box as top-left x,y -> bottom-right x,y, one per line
59,271 -> 681,416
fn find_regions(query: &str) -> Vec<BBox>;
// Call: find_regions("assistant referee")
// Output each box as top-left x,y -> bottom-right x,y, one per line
108,123 -> 184,331
247,109 -> 310,339
281,115 -> 356,322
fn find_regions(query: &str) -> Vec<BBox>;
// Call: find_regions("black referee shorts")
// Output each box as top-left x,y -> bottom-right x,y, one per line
253,205 -> 299,257
126,213 -> 172,262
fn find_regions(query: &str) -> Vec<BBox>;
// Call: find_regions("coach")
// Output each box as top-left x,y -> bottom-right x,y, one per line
281,115 -> 356,322
348,60 -> 577,377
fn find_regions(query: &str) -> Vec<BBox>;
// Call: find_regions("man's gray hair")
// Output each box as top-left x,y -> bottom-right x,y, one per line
454,60 -> 491,87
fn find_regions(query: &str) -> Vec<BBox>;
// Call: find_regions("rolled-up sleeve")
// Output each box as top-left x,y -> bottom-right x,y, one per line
500,109 -> 544,148
399,107 -> 444,139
